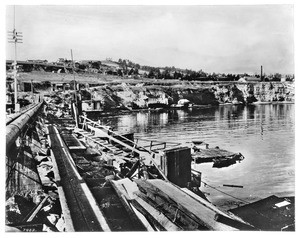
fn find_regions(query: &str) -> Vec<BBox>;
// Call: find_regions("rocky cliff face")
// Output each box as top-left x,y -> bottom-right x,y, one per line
213,82 -> 294,104
82,82 -> 294,110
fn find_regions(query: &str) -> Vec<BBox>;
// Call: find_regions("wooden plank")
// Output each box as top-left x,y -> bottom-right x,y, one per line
111,178 -> 182,231
193,148 -> 244,167
110,179 -> 153,231
136,179 -> 238,231
135,185 -> 204,230
60,133 -> 86,151
23,195 -> 49,222
76,131 -> 116,152
110,179 -> 148,231
181,188 -> 231,216
68,145 -> 86,150
131,197 -> 181,231
110,178 -> 139,200
194,148 -> 235,158
182,188 -> 255,230
111,178 -> 180,231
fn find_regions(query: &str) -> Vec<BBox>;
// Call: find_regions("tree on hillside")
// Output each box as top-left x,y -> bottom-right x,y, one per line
117,69 -> 123,76
91,61 -> 101,69
174,71 -> 182,79
128,68 -> 134,75
272,73 -> 282,82
162,69 -> 171,79
78,64 -> 87,70
148,69 -> 155,78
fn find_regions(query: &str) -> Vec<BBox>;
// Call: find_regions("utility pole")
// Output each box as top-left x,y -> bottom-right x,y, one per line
8,6 -> 23,112
70,49 -> 77,105
70,49 -> 79,127
31,79 -> 34,102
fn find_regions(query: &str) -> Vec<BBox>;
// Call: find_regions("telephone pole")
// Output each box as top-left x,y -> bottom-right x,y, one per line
70,49 -> 79,127
8,6 -> 23,112
70,49 -> 77,105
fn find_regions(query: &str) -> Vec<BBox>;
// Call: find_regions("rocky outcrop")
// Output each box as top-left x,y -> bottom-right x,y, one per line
213,82 -> 294,104
81,82 -> 294,110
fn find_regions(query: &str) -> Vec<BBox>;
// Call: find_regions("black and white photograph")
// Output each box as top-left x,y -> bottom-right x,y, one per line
3,0 -> 296,232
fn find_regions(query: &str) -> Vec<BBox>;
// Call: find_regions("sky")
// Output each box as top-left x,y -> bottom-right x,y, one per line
5,4 -> 294,75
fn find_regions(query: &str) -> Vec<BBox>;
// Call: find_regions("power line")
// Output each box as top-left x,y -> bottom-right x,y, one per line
201,180 -> 250,204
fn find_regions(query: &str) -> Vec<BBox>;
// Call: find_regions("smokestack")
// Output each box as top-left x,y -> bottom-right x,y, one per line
261,65 -> 263,81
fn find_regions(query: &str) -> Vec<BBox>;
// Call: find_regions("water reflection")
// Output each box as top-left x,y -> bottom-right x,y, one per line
148,112 -> 169,127
91,104 -> 294,208
136,112 -> 149,130
176,110 -> 188,122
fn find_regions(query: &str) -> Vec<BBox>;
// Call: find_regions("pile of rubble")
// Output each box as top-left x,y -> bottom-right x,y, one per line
6,117 -> 66,232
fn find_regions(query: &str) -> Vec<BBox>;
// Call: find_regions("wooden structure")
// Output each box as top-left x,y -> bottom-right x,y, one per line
161,147 -> 191,187
192,147 -> 244,168
6,108 -> 251,231
75,115 -> 168,180
60,130 -> 86,151
111,178 -> 255,231
48,125 -> 110,231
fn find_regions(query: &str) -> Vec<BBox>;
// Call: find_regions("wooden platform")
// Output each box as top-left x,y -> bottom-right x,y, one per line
192,148 -> 244,167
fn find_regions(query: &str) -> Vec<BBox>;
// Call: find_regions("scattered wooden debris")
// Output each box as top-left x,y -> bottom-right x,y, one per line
192,141 -> 244,168
111,178 -> 255,231
223,184 -> 243,188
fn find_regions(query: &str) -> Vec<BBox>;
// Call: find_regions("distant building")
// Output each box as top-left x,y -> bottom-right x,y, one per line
238,78 -> 247,83
57,58 -> 66,63
146,93 -> 169,107
159,68 -> 164,74
138,69 -> 149,76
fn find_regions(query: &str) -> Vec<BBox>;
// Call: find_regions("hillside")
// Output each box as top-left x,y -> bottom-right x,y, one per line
13,71 -> 295,111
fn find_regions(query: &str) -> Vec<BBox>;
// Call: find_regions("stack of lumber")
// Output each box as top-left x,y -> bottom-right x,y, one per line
111,178 -> 254,231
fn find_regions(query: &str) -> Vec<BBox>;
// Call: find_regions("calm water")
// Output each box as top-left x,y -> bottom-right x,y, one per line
91,104 -> 295,208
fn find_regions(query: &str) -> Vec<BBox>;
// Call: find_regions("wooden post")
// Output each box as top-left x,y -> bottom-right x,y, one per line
72,103 -> 79,128
161,147 -> 191,187
70,49 -> 77,107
